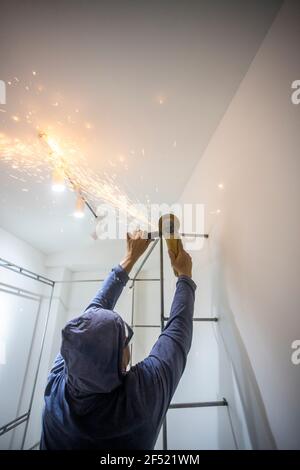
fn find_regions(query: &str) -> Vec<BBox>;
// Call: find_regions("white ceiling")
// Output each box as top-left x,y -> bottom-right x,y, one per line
0,0 -> 282,254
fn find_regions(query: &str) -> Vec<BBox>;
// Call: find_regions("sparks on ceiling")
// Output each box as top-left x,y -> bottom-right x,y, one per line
39,131 -> 85,219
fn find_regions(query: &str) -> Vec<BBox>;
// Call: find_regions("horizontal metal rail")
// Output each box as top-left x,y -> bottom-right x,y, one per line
192,317 -> 218,322
0,257 -> 54,287
0,412 -> 30,437
164,316 -> 218,322
169,399 -> 227,409
133,324 -> 161,328
54,278 -> 160,284
133,317 -> 219,328
0,400 -> 228,437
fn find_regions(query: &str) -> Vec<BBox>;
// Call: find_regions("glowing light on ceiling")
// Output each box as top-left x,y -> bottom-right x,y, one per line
0,71 -> 156,230
51,168 -> 66,192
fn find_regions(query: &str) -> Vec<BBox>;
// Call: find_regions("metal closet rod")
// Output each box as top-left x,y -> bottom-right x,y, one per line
164,316 -> 218,322
0,257 -> 54,287
0,399 -> 228,439
132,317 -> 218,328
169,399 -> 228,409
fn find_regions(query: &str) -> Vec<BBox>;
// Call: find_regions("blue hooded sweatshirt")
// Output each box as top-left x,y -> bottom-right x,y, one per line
40,264 -> 196,450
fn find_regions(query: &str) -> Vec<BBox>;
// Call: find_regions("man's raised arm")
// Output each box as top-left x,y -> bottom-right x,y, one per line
84,230 -> 150,311
137,241 -> 196,407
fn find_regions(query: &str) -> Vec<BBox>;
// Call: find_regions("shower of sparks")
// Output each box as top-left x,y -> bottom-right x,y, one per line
0,131 -> 152,227
0,120 -> 152,231
39,132 -> 152,225
0,71 -> 153,229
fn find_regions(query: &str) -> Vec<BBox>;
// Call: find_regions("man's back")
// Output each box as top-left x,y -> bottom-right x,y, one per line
41,354 -> 165,449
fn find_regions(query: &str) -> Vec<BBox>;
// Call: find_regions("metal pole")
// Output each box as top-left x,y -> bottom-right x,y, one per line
64,171 -> 97,219
169,399 -> 228,409
159,235 -> 168,451
129,281 -> 135,368
147,231 -> 209,239
133,324 -> 161,328
159,237 -> 165,332
192,317 -> 218,322
84,199 -> 97,218
163,316 -> 219,322
55,278 -> 160,284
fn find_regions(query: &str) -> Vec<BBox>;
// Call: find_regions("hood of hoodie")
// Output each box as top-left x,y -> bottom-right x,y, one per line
60,307 -> 126,414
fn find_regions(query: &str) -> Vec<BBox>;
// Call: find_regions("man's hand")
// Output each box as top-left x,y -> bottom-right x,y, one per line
120,230 -> 150,273
168,240 -> 192,278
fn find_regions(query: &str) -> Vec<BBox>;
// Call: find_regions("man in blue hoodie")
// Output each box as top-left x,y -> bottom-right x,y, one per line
40,230 -> 196,450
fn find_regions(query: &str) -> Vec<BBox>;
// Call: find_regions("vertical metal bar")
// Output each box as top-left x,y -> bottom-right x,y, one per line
159,236 -> 165,331
21,283 -> 55,450
159,236 -> 168,451
130,281 -> 135,368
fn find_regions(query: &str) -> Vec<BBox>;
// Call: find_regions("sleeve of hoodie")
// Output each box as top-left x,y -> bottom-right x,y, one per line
84,264 -> 129,311
134,275 -> 196,419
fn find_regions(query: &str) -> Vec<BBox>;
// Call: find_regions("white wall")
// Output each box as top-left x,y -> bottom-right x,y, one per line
0,227 -> 71,449
0,226 -> 46,278
178,0 -> 300,449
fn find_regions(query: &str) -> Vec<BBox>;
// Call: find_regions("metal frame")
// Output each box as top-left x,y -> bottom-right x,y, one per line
0,259 -> 55,450
0,230 -> 227,450
129,231 -> 228,450
169,399 -> 228,409
0,257 -> 54,287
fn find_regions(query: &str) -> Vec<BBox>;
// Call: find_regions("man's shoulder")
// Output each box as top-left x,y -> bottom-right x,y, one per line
125,356 -> 163,386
